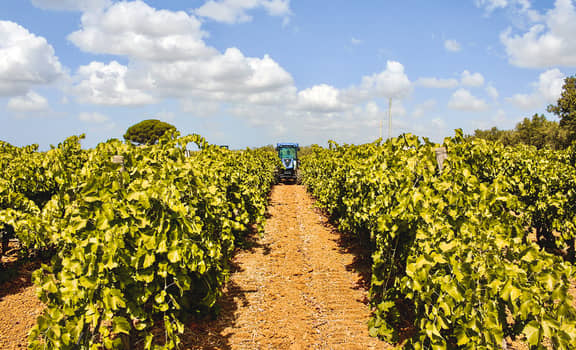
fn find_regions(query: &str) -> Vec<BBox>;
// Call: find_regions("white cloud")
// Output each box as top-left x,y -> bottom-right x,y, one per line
538,68 -> 564,101
180,99 -> 222,118
78,111 -> 116,130
471,109 -> 512,130
431,117 -> 446,128
448,88 -> 489,111
79,112 -> 110,123
486,84 -> 499,100
31,0 -> 111,12
195,0 -> 291,24
363,61 -> 412,98
67,2 -> 295,107
127,48 -> 295,104
507,68 -> 564,109
0,21 -> 64,96
412,99 -> 437,118
345,61 -> 412,103
73,61 -> 156,105
416,77 -> 459,89
7,91 -> 49,112
461,70 -> 485,87
444,39 -> 461,52
508,93 -> 537,109
389,100 -> 407,118
501,0 -> 576,67
475,0 -> 530,12
475,0 -> 509,12
68,1 -> 215,61
297,84 -> 348,112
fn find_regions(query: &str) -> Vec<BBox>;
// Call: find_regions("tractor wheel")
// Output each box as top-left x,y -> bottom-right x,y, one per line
296,172 -> 303,185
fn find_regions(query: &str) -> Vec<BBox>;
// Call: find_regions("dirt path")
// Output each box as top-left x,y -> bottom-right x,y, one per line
182,184 -> 387,349
0,258 -> 45,350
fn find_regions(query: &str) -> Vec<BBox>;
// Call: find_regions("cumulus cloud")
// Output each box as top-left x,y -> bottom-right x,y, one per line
67,1 -> 296,107
68,1 -> 215,61
73,61 -> 156,105
126,48 -> 295,103
195,0 -> 291,24
448,88 -> 489,111
416,77 -> 459,89
461,70 -> 485,87
475,0 -> 531,12
486,84 -> 499,100
501,0 -> 576,67
7,91 -> 50,112
0,21 -> 64,96
362,61 -> 412,98
31,0 -> 111,12
297,84 -> 348,112
444,39 -> 461,52
344,61 -> 412,103
507,68 -> 564,109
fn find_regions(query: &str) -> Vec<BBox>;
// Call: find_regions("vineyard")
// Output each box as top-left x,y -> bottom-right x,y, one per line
0,133 -> 278,349
302,130 -> 576,349
1,130 -> 576,349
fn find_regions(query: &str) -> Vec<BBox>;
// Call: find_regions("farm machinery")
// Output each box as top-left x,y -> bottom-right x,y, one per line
276,143 -> 299,183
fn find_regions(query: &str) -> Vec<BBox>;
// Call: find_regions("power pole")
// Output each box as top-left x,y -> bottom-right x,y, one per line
388,97 -> 393,139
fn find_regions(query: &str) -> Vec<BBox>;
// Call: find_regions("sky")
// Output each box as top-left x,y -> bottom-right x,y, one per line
1,0 -> 575,149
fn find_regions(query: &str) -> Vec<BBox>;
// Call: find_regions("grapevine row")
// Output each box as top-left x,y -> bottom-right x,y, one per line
301,130 -> 576,349
0,133 -> 278,349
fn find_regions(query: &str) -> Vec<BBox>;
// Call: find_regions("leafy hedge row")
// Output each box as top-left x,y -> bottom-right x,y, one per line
301,131 -> 576,349
461,140 -> 576,260
0,134 -> 278,349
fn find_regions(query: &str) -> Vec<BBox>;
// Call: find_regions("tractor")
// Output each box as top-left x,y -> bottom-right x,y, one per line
276,143 -> 299,183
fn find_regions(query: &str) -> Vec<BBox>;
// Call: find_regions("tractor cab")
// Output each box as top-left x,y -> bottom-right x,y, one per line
276,143 -> 299,182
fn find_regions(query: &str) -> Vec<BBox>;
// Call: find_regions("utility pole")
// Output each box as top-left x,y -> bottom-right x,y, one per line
387,97 -> 392,139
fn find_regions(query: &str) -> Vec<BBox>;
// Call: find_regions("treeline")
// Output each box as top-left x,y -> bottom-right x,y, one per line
471,114 -> 569,150
472,75 -> 576,149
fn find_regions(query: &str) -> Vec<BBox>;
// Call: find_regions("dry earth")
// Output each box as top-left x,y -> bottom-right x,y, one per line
0,248 -> 44,350
180,184 -> 388,349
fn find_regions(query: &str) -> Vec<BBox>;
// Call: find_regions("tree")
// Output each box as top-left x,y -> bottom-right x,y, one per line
472,114 -> 569,149
123,119 -> 177,145
547,76 -> 576,144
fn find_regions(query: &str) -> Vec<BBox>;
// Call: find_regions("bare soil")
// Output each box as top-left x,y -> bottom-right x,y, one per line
180,184 -> 388,349
0,244 -> 45,350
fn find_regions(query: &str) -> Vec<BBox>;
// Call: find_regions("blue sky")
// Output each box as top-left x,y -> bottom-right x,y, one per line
1,0 -> 575,149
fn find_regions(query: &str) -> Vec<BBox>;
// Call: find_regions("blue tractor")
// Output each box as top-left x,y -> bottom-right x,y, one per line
276,143 -> 299,182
